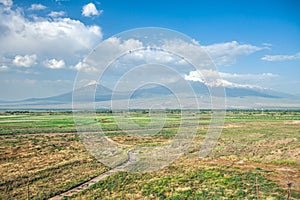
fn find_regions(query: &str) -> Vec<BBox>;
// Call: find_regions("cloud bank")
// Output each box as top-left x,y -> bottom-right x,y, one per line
262,52 -> 300,61
0,3 -> 102,69
204,41 -> 265,66
185,69 -> 278,89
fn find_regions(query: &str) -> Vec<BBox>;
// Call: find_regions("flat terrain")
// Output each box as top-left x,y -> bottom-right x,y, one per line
0,110 -> 299,199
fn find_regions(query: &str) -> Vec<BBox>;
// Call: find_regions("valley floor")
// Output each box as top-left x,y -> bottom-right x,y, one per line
0,110 -> 299,199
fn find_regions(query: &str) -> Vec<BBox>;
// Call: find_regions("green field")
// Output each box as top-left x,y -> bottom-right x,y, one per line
0,110 -> 299,199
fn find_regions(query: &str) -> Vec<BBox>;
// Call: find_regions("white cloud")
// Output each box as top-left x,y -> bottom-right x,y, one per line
15,69 -> 39,75
162,39 -> 210,67
113,37 -> 143,51
29,4 -> 47,10
114,47 -> 180,67
261,52 -> 300,61
0,0 -> 13,7
126,48 -> 182,64
208,79 -> 260,89
82,3 -> 102,17
43,59 -> 66,69
219,71 -> 278,80
85,80 -> 99,86
0,6 -> 102,65
262,43 -> 272,47
72,61 -> 97,73
48,11 -> 65,18
12,54 -> 37,67
161,40 -> 264,67
204,41 -> 264,66
83,37 -> 143,70
0,65 -> 8,71
185,69 -> 278,89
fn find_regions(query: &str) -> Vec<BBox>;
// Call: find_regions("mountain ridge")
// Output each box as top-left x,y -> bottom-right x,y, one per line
0,82 -> 298,106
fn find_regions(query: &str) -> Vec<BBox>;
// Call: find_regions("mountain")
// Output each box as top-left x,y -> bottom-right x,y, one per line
130,85 -> 173,98
0,81 -> 298,109
5,84 -> 113,104
224,87 -> 278,98
130,81 -> 281,99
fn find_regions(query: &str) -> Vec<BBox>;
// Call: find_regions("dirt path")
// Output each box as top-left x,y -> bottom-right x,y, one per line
49,156 -> 300,199
48,168 -> 120,200
48,147 -> 151,200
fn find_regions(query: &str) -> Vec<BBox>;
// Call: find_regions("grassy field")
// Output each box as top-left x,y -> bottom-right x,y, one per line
0,110 -> 299,199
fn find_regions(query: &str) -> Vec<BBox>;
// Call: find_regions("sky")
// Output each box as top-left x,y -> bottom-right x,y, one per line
0,0 -> 299,100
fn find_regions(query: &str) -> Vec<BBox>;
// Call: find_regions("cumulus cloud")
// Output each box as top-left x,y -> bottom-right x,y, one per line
127,49 -> 177,64
161,39 -> 264,67
261,52 -> 300,61
82,3 -> 103,17
0,6 -> 102,65
12,54 -> 37,67
204,41 -> 265,66
29,4 -> 46,10
100,38 -> 181,65
72,61 -> 97,73
0,65 -> 8,71
48,11 -> 65,17
43,59 -> 66,69
162,39 -> 211,68
0,0 -> 12,7
79,37 -> 143,72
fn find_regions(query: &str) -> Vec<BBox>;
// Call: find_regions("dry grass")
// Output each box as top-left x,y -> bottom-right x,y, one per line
0,133 -> 108,199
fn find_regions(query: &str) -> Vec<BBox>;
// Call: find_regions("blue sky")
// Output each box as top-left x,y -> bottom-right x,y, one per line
0,0 -> 299,100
